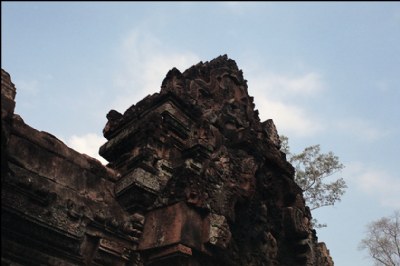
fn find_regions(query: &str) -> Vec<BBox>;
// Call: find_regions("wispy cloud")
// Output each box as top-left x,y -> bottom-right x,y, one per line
66,133 -> 107,164
254,72 -> 324,97
347,162 -> 400,208
14,73 -> 53,97
68,28 -> 326,163
220,2 -> 268,15
333,117 -> 390,142
110,28 -> 328,139
375,80 -> 390,92
61,29 -> 200,167
392,8 -> 400,24
220,2 -> 248,15
112,29 -> 200,113
14,79 -> 39,96
253,96 -> 324,137
244,64 -> 325,137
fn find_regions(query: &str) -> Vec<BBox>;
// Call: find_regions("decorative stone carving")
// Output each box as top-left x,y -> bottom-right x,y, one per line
207,213 -> 232,249
1,55 -> 334,266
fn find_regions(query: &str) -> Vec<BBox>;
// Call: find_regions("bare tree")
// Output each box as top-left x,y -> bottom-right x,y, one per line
280,135 -> 346,227
359,211 -> 400,266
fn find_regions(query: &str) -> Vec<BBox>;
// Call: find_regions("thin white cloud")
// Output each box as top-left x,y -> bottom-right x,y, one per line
393,8 -> 400,24
112,29 -> 200,113
220,2 -> 268,15
376,80 -> 389,92
253,96 -> 324,137
112,29 -> 327,138
244,65 -> 325,137
334,118 -> 389,142
256,72 -> 324,97
15,74 -> 53,97
347,162 -> 400,208
66,133 -> 108,164
221,2 -> 247,14
64,29 -> 199,166
15,79 -> 39,96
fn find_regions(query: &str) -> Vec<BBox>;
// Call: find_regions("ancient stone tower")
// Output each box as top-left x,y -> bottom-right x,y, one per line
1,55 -> 333,265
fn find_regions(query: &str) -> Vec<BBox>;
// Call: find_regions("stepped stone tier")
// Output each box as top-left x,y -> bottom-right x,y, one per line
1,55 -> 333,266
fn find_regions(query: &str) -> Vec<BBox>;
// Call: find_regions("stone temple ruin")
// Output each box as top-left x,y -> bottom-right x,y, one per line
1,55 -> 333,265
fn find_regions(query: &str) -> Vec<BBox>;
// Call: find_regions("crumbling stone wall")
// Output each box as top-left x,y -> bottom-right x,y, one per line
1,55 -> 333,266
1,69 -> 140,265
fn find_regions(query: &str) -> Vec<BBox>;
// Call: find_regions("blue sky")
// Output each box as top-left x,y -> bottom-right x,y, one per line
2,2 -> 400,265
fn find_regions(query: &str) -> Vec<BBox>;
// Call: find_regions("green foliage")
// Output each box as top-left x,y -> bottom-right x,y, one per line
359,211 -> 400,266
280,135 -> 346,227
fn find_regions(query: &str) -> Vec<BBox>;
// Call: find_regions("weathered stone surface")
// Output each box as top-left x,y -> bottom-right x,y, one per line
1,69 -> 16,120
1,55 -> 333,265
1,70 -> 137,265
207,213 -> 232,249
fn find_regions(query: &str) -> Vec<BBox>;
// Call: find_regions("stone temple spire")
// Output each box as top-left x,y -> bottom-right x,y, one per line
99,55 -> 333,265
1,56 -> 333,265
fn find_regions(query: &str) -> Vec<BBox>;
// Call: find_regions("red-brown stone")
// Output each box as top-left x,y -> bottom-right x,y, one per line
1,56 -> 333,265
